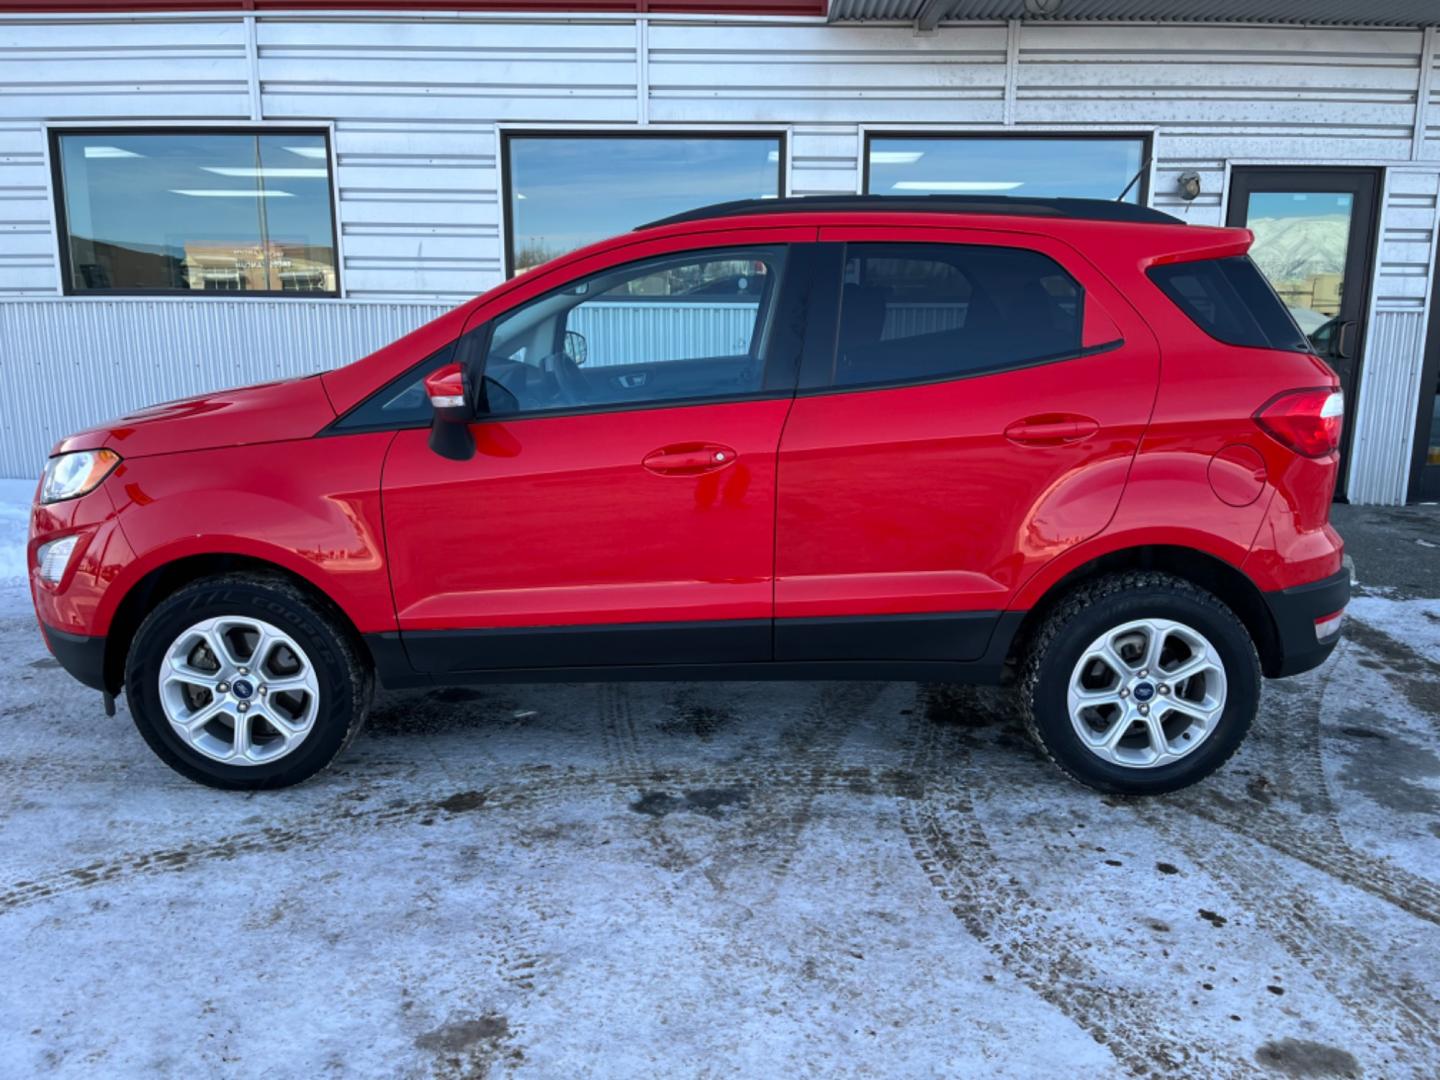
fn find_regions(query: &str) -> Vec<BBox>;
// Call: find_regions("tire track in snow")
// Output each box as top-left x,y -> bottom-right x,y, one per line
1169,637 -> 1440,928
899,690 -> 1254,1080
1133,800 -> 1440,1064
0,761 -> 922,916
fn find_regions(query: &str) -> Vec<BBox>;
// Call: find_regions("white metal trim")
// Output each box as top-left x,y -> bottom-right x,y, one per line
1413,25 -> 1436,162
243,13 -> 261,122
1002,18 -> 1019,128
636,17 -> 650,126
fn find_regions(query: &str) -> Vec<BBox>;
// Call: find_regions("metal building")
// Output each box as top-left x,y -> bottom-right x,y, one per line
1,0 -> 1437,503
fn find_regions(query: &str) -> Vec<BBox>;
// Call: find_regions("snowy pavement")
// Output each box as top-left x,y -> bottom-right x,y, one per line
1,481 -> 1437,1079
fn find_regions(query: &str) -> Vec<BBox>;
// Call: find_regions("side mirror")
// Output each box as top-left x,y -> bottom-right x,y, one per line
424,362 -> 475,461
564,330 -> 588,367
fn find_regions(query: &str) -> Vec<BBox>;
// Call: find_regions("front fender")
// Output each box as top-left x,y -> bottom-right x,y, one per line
98,434 -> 397,635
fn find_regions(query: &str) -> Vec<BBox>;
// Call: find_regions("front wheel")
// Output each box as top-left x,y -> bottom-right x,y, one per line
125,573 -> 372,790
1020,571 -> 1261,795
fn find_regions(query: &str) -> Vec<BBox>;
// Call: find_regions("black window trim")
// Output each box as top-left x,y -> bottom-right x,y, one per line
48,124 -> 341,299
500,128 -> 788,279
861,129 -> 1155,207
796,240 -> 1123,396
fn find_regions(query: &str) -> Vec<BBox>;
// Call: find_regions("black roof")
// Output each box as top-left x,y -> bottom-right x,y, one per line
639,194 -> 1183,230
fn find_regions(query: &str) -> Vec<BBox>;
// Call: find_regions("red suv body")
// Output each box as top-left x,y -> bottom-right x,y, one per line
28,196 -> 1348,792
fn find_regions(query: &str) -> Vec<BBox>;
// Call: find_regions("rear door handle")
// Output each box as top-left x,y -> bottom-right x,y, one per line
1004,414 -> 1099,446
642,442 -> 737,476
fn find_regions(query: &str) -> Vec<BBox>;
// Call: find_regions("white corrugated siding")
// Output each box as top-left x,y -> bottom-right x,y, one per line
1350,168 -> 1439,504
0,11 -> 1436,500
0,298 -> 447,477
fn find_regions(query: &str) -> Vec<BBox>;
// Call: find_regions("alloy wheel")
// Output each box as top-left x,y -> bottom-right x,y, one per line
158,616 -> 321,765
1065,617 -> 1228,769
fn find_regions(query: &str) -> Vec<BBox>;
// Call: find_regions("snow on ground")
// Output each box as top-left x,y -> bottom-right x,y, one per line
0,477 -> 33,588
0,482 -> 1437,1078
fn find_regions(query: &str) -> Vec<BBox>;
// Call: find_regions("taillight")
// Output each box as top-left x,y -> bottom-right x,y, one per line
1254,388 -> 1343,457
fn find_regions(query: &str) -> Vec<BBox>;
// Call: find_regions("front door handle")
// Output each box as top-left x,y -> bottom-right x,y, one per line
642,442 -> 738,476
1004,414 -> 1100,446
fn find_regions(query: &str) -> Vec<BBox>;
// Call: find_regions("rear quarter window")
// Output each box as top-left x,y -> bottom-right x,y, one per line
1148,256 -> 1310,352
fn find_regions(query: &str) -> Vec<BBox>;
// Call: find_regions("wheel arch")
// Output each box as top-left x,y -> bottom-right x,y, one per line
102,552 -> 374,694
1005,545 -> 1283,679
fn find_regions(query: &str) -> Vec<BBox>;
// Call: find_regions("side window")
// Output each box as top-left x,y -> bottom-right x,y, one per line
832,243 -> 1085,388
331,341 -> 460,430
482,246 -> 789,416
1148,256 -> 1311,353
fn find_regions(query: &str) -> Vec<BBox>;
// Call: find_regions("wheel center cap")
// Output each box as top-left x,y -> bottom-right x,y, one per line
231,679 -> 255,700
1133,681 -> 1156,703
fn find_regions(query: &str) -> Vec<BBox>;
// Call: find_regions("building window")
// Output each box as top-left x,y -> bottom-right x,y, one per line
52,130 -> 338,295
503,133 -> 784,275
865,135 -> 1149,204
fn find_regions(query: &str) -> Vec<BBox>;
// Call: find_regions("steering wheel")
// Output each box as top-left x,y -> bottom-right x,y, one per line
539,349 -> 587,405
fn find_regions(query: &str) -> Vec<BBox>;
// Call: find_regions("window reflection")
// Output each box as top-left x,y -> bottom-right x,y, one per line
55,131 -> 337,294
1242,192 -> 1352,345
866,136 -> 1148,204
505,135 -> 783,273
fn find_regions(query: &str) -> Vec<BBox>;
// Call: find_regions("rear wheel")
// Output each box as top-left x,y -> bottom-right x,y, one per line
125,573 -> 372,790
1020,571 -> 1260,795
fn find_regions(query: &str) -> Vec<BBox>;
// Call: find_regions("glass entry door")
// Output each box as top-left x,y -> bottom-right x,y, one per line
1227,168 -> 1380,494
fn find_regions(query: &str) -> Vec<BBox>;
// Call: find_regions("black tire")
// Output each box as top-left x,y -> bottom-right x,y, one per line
125,573 -> 372,790
1019,571 -> 1260,795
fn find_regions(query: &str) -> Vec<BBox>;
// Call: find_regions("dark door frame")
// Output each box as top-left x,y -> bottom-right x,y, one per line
1226,166 -> 1382,498
1411,252 -> 1440,501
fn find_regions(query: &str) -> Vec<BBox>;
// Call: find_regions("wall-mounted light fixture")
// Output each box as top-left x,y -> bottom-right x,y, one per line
1177,171 -> 1202,201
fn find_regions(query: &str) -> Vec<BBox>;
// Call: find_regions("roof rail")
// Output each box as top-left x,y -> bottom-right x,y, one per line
638,194 -> 1183,230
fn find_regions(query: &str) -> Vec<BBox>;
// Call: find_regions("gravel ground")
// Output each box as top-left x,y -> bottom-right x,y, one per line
1,478 -> 1437,1079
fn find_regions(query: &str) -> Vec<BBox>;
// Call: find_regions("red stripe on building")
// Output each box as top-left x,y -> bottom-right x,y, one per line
0,0 -> 826,14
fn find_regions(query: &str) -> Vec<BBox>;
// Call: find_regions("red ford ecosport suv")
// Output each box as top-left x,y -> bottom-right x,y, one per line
28,196 -> 1348,793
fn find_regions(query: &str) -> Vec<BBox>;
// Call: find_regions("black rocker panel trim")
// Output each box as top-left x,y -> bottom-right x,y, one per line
773,611 -> 999,662
399,618 -> 773,674
371,610 -> 1016,686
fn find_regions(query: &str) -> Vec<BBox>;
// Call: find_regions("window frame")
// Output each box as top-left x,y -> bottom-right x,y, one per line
47,125 -> 342,299
797,237 -> 1123,396
860,130 -> 1154,207
478,242 -> 795,420
329,240 -> 836,434
499,129 -> 788,278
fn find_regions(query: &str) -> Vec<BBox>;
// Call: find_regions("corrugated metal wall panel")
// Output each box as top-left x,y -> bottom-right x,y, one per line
832,1 -> 1440,26
1014,25 -> 1420,159
1351,310 -> 1428,504
0,298 -> 448,476
0,16 -> 252,118
1349,168 -> 1437,504
254,17 -> 637,300
1,13 -> 1438,500
0,123 -> 52,295
647,21 -> 1009,124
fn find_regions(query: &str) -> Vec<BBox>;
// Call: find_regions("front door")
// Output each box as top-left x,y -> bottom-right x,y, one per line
380,237 -> 811,673
1227,167 -> 1380,494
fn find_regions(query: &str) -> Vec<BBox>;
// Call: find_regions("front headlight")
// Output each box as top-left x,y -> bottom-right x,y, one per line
40,449 -> 121,504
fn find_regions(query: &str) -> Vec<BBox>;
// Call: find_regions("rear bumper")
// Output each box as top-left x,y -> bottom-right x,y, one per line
40,623 -> 108,692
1261,567 -> 1350,678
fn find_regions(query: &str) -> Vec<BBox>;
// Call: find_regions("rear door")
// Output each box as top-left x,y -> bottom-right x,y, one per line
774,227 -> 1160,661
379,231 -> 817,674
